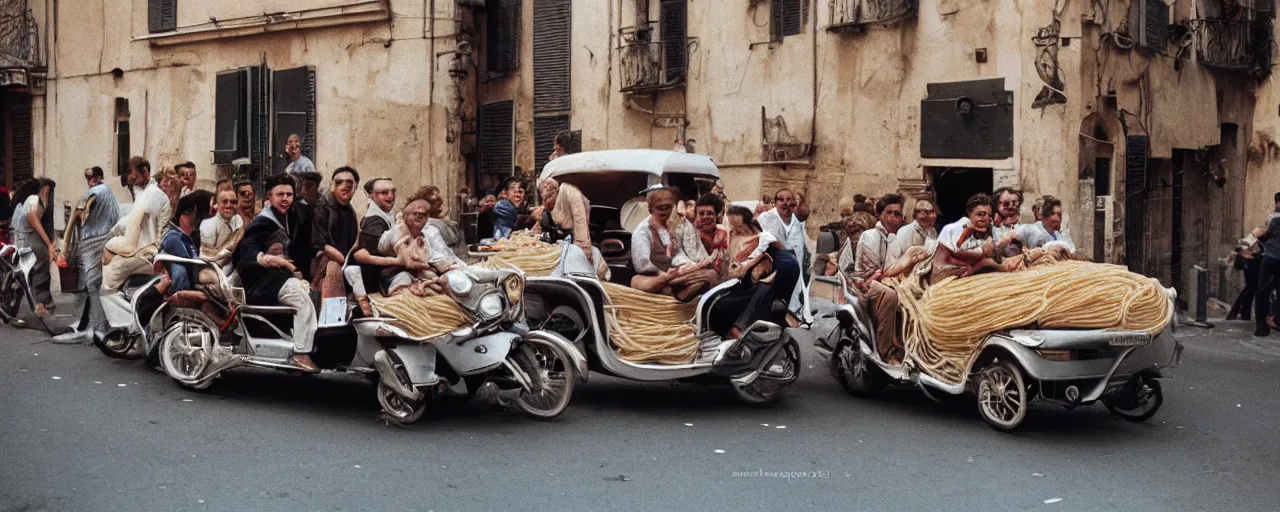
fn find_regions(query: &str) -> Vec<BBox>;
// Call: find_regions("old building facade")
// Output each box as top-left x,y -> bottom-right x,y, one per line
9,0 -> 1280,304
460,0 -> 1279,302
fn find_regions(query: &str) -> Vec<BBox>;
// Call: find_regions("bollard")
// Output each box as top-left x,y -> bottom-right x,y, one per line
1186,265 -> 1213,328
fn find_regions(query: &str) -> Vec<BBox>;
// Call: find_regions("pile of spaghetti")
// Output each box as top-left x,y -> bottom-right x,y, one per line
475,231 -> 561,276
896,260 -> 1175,385
368,293 -> 471,340
475,231 -> 701,364
599,282 -> 700,364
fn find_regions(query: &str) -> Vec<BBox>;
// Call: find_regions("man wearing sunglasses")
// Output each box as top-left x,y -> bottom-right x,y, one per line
311,167 -> 360,300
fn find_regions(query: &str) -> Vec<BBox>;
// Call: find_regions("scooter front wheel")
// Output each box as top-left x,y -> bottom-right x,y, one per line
0,269 -> 23,320
159,313 -> 217,391
376,352 -> 427,426
833,338 -> 886,397
94,330 -> 142,360
510,338 -> 576,420
730,340 -> 800,406
976,360 -> 1028,432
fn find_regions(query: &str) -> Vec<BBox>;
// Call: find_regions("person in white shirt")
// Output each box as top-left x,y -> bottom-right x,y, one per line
991,187 -> 1027,257
101,157 -> 172,331
757,188 -> 809,315
887,198 -> 940,264
1019,196 -> 1076,252
284,134 -> 318,175
629,188 -> 719,301
931,194 -> 1002,283
199,188 -> 245,279
853,194 -> 905,361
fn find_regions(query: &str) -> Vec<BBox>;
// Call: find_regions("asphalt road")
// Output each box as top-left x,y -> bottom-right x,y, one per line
2,303 -> 1279,512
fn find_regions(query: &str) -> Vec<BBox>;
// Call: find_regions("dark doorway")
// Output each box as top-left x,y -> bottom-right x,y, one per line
1093,156 -> 1111,261
928,167 -> 993,226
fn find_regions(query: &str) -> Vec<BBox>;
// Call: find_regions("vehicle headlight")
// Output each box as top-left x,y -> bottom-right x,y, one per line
478,293 -> 504,319
447,271 -> 473,296
503,276 -> 523,304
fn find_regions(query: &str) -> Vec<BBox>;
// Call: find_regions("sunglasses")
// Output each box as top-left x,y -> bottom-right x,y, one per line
333,179 -> 355,186
999,200 -> 1021,207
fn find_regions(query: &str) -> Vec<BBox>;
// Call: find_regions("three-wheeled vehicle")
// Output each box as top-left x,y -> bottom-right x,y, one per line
518,149 -> 807,404
814,273 -> 1184,431
152,254 -> 585,425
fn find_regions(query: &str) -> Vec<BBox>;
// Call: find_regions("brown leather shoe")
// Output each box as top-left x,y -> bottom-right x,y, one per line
290,354 -> 320,373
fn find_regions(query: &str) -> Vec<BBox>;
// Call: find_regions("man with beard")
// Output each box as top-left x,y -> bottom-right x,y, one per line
234,174 -> 318,371
887,197 -> 939,264
311,167 -> 360,299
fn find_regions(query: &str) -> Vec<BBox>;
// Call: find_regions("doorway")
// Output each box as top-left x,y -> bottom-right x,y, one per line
928,167 -> 994,226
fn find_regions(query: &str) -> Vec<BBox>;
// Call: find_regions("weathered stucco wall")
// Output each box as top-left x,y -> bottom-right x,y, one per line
551,0 -> 1084,233
38,0 -> 462,214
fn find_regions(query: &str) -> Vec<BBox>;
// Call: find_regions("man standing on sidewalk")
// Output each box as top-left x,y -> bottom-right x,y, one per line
1254,192 -> 1280,337
54,167 -> 120,343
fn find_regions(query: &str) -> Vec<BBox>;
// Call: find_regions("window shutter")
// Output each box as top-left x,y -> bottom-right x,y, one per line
10,94 -> 31,185
486,0 -> 521,75
249,65 -> 269,172
213,70 -> 247,165
478,100 -> 514,181
533,0 -> 572,113
148,0 -> 177,34
659,0 -> 686,84
1139,0 -> 1169,54
771,0 -> 804,40
534,115 -> 570,174
271,66 -> 317,176
1124,134 -> 1148,273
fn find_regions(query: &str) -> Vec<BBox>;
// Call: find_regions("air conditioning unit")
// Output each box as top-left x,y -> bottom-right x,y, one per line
1130,0 -> 1171,54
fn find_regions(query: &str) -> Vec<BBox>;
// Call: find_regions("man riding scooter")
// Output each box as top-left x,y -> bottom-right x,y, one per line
234,174 -> 318,372
100,158 -> 171,339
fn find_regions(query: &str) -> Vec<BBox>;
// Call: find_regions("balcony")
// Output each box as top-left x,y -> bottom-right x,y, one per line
1190,19 -> 1255,70
618,37 -> 685,94
0,2 -> 43,71
828,0 -> 917,33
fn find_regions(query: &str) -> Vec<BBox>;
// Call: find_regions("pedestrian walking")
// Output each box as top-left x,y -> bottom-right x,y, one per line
54,167 -> 120,343
1254,192 -> 1280,336
1227,227 -> 1263,321
10,178 -> 58,319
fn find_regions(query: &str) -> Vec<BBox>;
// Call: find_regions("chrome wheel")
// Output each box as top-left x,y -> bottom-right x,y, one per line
731,340 -> 800,405
510,339 -> 575,420
159,315 -> 216,391
1104,376 -> 1163,422
376,355 -> 426,426
94,330 -> 142,360
977,360 -> 1028,432
833,338 -> 884,397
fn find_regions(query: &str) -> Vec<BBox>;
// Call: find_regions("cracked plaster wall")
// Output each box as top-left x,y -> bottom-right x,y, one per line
35,0 -> 460,214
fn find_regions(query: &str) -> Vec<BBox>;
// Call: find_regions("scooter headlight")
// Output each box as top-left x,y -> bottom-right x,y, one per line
447,271 -> 473,296
478,293 -> 504,319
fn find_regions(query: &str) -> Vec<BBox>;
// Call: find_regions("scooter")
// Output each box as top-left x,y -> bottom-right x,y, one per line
0,239 -> 55,334
152,255 -> 585,425
520,247 -> 807,405
94,273 -> 166,362
813,273 -> 1183,432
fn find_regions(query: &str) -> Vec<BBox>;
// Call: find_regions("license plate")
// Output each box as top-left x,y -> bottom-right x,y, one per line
1108,333 -> 1150,347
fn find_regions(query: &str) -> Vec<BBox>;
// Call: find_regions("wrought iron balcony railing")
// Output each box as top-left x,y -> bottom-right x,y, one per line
0,5 -> 43,69
1191,18 -> 1254,70
828,0 -> 917,33
618,38 -> 685,93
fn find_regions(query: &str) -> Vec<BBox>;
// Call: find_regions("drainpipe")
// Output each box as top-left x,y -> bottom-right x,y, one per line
809,0 -> 817,151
